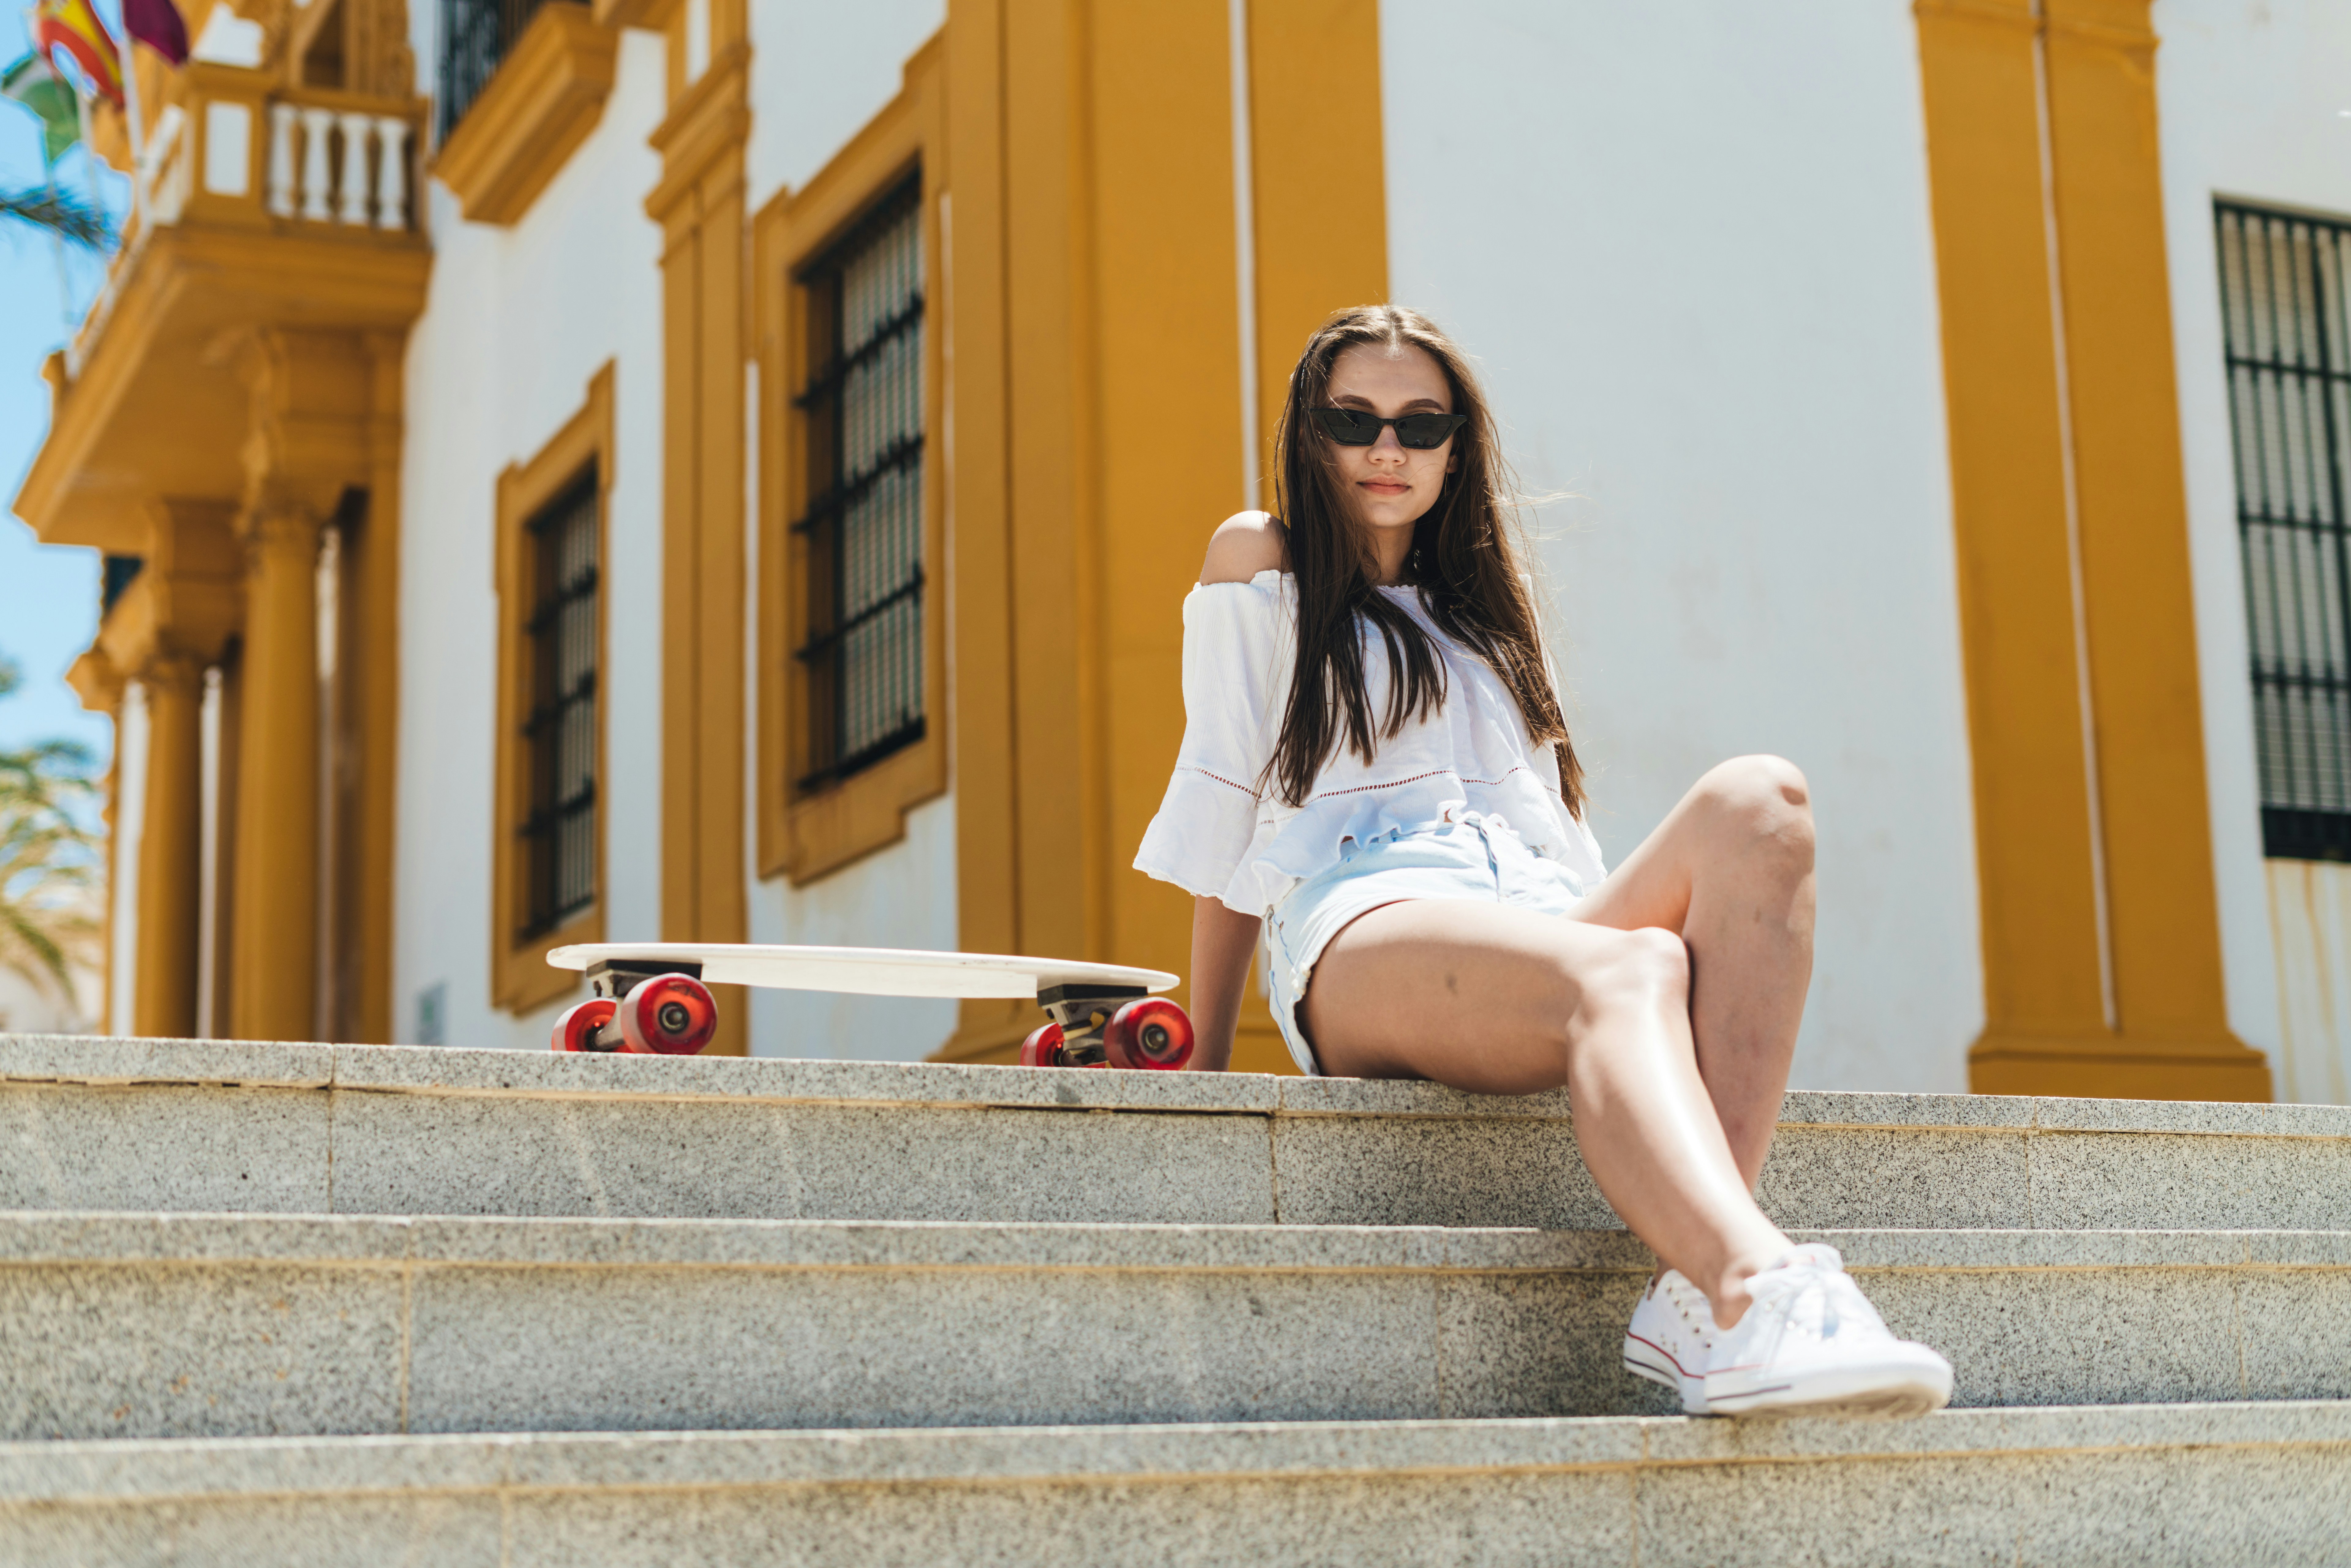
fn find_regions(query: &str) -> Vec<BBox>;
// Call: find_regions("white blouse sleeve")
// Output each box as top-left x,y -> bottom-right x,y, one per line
1133,572 -> 1291,906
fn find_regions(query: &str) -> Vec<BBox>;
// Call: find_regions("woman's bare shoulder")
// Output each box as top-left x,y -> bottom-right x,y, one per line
1199,511 -> 1291,585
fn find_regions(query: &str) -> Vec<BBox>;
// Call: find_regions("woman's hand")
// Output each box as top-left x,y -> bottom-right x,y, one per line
1187,896 -> 1262,1072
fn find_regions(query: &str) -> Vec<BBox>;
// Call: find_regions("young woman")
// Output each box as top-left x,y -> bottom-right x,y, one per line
1134,305 -> 1953,1419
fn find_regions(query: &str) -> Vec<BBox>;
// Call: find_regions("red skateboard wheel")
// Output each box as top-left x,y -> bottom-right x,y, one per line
551,997 -> 618,1052
1104,998 -> 1192,1071
617,974 -> 718,1055
1020,1022 -> 1066,1067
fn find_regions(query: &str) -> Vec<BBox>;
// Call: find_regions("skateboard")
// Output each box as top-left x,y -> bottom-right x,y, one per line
543,942 -> 1195,1070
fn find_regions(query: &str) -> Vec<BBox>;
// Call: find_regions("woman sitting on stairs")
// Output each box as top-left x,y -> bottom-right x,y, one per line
1135,304 -> 1954,1419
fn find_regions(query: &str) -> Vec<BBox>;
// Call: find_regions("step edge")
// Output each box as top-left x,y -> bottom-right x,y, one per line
1,1214 -> 2348,1271
10,1035 -> 2351,1139
4,1401 -> 2348,1506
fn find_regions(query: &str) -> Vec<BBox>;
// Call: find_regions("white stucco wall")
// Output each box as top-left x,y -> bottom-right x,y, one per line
744,0 -> 944,213
2155,0 -> 2351,1094
737,0 -> 959,1061
394,31 -> 669,1051
1380,2 -> 1981,1091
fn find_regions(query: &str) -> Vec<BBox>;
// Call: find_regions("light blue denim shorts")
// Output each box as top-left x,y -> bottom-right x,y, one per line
1263,813 -> 1588,1076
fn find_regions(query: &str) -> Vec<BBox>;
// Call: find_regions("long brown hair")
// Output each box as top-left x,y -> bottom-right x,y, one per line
1266,305 -> 1584,817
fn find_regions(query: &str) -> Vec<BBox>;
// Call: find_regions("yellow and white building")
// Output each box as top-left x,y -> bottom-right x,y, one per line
19,0 -> 2351,1101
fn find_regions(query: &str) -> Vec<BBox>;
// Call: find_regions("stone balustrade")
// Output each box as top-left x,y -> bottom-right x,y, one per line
264,97 -> 413,231
138,64 -> 423,239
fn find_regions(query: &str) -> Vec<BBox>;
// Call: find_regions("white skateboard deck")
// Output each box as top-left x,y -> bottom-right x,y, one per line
547,943 -> 1178,1001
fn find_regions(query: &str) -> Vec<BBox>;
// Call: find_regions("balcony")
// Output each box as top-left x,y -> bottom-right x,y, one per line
20,59 -> 430,554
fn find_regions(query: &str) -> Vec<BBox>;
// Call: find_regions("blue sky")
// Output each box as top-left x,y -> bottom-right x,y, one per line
2,2 -> 131,763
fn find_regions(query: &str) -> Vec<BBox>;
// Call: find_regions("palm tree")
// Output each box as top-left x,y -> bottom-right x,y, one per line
0,186 -> 111,249
0,655 -> 104,1010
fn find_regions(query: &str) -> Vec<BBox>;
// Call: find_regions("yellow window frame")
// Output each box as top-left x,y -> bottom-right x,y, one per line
752,36 -> 948,884
490,362 -> 614,1014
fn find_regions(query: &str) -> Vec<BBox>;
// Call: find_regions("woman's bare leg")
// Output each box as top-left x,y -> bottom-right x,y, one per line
1572,756 -> 1815,1190
1306,902 -> 1790,1324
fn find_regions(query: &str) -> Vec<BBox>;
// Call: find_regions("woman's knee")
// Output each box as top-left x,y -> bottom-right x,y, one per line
1692,754 -> 1814,861
1575,925 -> 1691,1019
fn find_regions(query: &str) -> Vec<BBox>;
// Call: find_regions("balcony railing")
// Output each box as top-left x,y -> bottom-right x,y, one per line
144,69 -> 422,234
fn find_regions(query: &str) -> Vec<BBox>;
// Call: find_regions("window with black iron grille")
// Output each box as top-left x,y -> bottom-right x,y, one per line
519,468 -> 599,936
2218,201 -> 2351,861
436,0 -> 555,140
793,173 -> 925,791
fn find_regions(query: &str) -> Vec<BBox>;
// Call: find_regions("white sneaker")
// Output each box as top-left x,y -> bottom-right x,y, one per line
1702,1244 -> 1953,1419
1622,1268 -> 1716,1414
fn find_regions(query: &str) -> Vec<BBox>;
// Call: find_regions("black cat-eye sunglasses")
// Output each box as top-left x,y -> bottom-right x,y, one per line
1309,406 -> 1468,450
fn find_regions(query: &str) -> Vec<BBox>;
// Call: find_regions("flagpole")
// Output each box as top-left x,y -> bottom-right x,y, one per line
45,157 -> 74,333
71,80 -> 99,219
63,78 -> 99,371
117,21 -> 144,230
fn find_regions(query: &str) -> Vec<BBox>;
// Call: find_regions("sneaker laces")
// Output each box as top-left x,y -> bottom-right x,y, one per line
1737,1245 -> 1892,1360
1658,1270 -> 1716,1349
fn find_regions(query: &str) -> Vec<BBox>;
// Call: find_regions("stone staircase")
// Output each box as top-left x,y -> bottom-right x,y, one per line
1,1034 -> 2347,1564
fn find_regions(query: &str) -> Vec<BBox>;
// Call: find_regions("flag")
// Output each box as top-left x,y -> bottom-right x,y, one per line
122,0 -> 188,66
32,0 -> 124,105
1,52 -> 80,163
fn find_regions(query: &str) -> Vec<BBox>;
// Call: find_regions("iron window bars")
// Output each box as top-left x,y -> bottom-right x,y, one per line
791,172 -> 926,792
2218,200 -> 2351,861
436,0 -> 554,141
519,468 -> 599,937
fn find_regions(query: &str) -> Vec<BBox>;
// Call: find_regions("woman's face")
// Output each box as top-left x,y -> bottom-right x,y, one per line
1321,342 -> 1458,541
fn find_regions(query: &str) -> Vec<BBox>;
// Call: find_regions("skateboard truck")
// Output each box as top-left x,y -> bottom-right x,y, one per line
586,957 -> 704,1000
1025,983 -> 1195,1071
552,959 -> 718,1055
1035,983 -> 1148,1067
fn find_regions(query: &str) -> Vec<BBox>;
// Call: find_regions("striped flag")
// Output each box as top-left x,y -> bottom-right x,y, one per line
32,0 -> 124,105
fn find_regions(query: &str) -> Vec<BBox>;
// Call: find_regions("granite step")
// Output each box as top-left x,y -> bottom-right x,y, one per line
5,1034 -> 2349,1232
3,1402 -> 2348,1566
2,1212 -> 2345,1442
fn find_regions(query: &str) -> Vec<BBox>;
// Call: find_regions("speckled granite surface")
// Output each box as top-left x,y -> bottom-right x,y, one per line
5,1035 -> 2346,1230
2,1405 -> 2349,1567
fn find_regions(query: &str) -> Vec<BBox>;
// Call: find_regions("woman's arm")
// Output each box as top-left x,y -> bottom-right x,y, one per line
1188,895 -> 1263,1072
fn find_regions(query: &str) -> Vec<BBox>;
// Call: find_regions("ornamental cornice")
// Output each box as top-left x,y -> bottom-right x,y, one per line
644,41 -> 750,224
431,2 -> 620,225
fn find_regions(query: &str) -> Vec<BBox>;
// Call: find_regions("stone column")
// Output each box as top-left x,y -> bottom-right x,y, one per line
132,652 -> 205,1037
228,505 -> 321,1042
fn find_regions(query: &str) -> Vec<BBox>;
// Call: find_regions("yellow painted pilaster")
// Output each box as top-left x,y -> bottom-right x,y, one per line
648,32 -> 751,1049
938,0 -> 1385,1070
133,653 -> 205,1038
1245,0 -> 1388,453
225,328 -> 371,1044
1915,0 -> 2269,1099
1227,0 -> 1388,1073
348,334 -> 408,1045
936,1 -> 1030,1060
228,503 -> 322,1042
1089,0 -> 1252,1035
942,0 -> 1248,1057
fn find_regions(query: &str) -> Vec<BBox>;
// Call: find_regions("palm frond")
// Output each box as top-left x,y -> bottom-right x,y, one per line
0,725 -> 107,1010
0,187 -> 115,250
0,898 -> 78,997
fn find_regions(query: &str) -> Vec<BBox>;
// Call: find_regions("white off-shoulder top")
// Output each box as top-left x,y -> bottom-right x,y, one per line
1133,569 -> 1607,918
